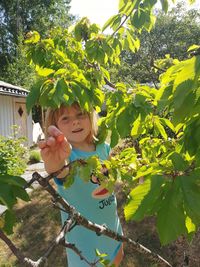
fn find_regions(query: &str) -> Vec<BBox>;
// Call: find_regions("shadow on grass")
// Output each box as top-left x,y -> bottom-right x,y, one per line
0,185 -> 67,267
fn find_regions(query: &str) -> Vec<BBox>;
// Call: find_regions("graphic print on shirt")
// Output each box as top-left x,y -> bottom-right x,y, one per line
90,165 -> 110,199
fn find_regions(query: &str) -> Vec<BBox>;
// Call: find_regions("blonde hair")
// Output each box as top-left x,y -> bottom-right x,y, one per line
44,102 -> 98,144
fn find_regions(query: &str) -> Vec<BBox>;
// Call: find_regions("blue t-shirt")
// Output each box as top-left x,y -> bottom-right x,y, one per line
54,142 -> 123,267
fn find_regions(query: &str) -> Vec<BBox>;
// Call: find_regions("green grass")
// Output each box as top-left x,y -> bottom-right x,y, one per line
0,185 -> 66,267
28,149 -> 41,164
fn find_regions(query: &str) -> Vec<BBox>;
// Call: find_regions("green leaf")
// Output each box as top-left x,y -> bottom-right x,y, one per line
3,210 -> 16,235
118,0 -> 128,11
52,78 -> 71,105
111,16 -> 122,31
180,174 -> 200,224
131,114 -> 142,138
102,15 -> 119,32
26,79 -> 43,114
110,127 -> 119,148
172,91 -> 196,125
154,116 -> 168,140
0,175 -> 30,210
125,31 -> 140,53
87,156 -> 101,171
37,67 -> 54,77
95,248 -> 108,258
131,9 -> 147,30
159,118 -> 175,132
187,44 -> 200,52
25,31 -> 40,44
156,84 -> 173,112
64,175 -> 75,189
169,152 -> 188,171
79,165 -> 92,182
160,0 -> 168,13
116,106 -> 135,138
0,183 -> 16,209
118,0 -> 133,14
100,67 -> 110,81
125,176 -> 165,221
13,186 -> 30,202
0,175 -> 27,187
157,179 -> 187,245
185,216 -> 196,234
97,121 -> 108,144
54,68 -> 67,76
173,80 -> 193,110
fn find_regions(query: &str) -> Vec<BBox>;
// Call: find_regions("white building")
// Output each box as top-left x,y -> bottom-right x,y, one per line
0,80 -> 33,146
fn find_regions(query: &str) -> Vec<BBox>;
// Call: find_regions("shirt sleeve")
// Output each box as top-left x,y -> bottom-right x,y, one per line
54,177 -> 64,185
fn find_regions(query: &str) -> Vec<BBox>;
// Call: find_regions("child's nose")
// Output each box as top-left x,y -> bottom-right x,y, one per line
72,116 -> 80,124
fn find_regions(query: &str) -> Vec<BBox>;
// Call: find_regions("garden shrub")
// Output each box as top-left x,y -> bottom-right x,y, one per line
0,135 -> 28,176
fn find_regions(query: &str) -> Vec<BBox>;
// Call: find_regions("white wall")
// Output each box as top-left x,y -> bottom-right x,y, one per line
0,95 -> 33,146
0,95 -> 14,137
27,111 -> 33,146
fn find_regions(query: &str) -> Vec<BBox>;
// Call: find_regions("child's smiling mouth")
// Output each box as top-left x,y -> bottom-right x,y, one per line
72,128 -> 83,133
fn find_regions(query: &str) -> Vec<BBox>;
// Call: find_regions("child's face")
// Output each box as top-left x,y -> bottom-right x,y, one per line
57,105 -> 92,146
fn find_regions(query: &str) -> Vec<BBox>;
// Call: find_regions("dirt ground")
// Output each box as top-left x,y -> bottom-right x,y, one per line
0,184 -> 200,267
116,188 -> 200,267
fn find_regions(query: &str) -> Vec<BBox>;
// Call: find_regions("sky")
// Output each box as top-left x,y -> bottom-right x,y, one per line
70,0 -> 200,27
70,0 -> 119,27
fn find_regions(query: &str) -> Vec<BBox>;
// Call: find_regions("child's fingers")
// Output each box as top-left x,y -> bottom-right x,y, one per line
60,137 -> 72,153
48,125 -> 63,138
38,140 -> 47,149
46,136 -> 56,147
40,146 -> 50,159
56,134 -> 65,143
48,125 -> 65,144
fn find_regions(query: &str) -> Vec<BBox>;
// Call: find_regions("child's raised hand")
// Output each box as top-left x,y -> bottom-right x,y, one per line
38,125 -> 71,174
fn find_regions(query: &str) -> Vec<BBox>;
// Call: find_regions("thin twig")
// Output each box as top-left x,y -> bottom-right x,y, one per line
63,242 -> 98,267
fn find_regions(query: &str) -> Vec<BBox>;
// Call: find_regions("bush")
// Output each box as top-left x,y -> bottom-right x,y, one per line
0,135 -> 28,176
29,150 -> 41,164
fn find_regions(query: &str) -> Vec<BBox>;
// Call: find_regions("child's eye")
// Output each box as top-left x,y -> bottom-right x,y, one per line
77,112 -> 87,119
62,116 -> 70,122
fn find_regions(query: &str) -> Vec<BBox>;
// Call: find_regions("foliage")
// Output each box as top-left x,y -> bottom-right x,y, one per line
0,133 -> 30,235
0,0 -> 74,87
28,150 -> 41,164
3,36 -> 37,89
0,132 -> 28,176
110,1 -> 200,84
24,0 -> 200,246
1,0 -> 199,251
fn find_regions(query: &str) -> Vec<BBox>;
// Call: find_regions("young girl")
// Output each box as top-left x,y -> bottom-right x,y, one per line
38,102 -> 123,267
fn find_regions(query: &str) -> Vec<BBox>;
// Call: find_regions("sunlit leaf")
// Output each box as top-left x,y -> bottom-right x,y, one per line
157,179 -> 188,245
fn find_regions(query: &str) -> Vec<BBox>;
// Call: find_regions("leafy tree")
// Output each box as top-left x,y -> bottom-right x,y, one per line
24,0 -> 200,245
0,0 -> 200,265
0,0 -> 74,86
110,1 -> 200,84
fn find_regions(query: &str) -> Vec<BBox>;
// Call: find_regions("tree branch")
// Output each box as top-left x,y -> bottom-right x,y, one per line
1,170 -> 172,267
0,229 -> 39,267
104,77 -> 116,89
30,171 -> 172,267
